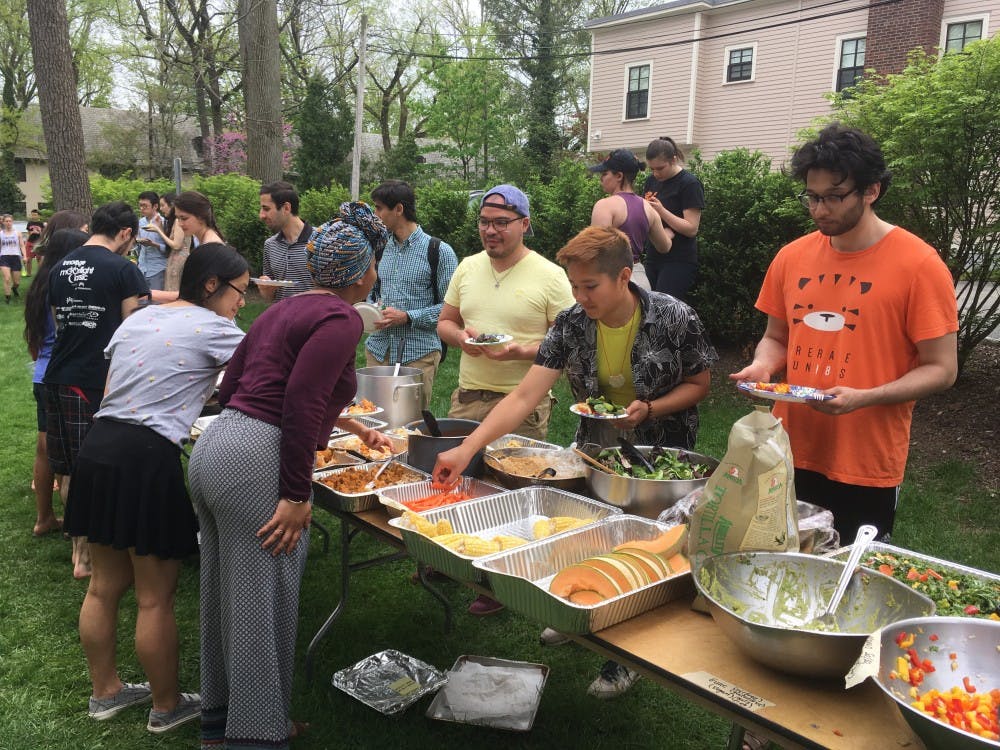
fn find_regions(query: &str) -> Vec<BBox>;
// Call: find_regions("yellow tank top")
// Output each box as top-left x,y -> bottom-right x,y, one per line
596,304 -> 640,405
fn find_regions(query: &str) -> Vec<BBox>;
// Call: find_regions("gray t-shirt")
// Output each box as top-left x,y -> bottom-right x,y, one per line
97,305 -> 245,445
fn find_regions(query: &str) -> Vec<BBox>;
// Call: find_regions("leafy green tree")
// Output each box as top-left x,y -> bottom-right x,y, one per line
0,163 -> 24,213
687,149 -> 811,346
831,37 -> 1000,370
293,75 -> 353,191
373,130 -> 425,185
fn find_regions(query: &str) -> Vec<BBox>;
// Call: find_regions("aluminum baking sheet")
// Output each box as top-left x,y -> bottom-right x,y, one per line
329,415 -> 388,438
313,461 -> 428,513
473,515 -> 694,634
828,542 -> 1000,582
315,433 -> 408,469
486,434 -> 561,452
426,655 -> 548,731
332,649 -> 447,716
377,476 -> 504,518
388,487 -> 621,584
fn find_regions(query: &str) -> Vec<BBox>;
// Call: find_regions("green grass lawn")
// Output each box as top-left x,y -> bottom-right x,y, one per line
0,292 -> 995,749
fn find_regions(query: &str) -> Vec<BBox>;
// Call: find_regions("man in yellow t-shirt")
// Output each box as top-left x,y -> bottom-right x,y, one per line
438,184 -> 574,440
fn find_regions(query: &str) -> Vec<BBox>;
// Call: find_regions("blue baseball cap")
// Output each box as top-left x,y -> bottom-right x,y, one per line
481,184 -> 533,236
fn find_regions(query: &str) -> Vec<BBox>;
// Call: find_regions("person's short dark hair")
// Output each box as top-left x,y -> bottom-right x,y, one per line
789,123 -> 892,204
260,181 -> 299,215
179,243 -> 250,307
91,201 -> 139,238
370,180 -> 417,222
138,190 -> 160,207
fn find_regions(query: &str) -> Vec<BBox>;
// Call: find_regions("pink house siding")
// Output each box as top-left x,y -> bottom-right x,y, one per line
587,0 -> 999,167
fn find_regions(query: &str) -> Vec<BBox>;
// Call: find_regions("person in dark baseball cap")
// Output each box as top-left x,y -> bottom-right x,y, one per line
588,149 -> 644,177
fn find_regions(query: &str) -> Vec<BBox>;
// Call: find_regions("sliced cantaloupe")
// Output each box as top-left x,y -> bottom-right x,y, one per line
588,554 -> 649,592
614,524 -> 689,560
614,548 -> 671,580
568,589 -> 605,605
550,562 -> 624,600
665,552 -> 691,575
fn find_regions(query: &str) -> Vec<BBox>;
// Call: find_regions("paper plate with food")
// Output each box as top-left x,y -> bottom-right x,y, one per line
570,396 -> 629,419
341,398 -> 384,417
737,381 -> 833,403
465,333 -> 513,346
250,277 -> 296,288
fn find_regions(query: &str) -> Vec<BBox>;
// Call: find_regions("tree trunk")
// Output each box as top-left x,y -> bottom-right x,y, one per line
26,0 -> 91,213
237,0 -> 283,182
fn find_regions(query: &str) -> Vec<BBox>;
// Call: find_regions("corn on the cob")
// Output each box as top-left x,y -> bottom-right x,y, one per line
458,537 -> 502,557
405,511 -> 437,537
494,535 -> 528,550
532,516 -> 594,539
435,518 -> 454,536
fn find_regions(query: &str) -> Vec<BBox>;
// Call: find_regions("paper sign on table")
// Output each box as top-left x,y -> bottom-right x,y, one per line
844,632 -> 881,689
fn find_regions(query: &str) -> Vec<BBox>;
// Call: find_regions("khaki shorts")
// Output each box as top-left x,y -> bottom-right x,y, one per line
365,349 -> 441,410
447,389 -> 553,441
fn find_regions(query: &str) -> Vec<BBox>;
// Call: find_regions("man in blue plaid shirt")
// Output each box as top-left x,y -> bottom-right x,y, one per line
367,180 -> 458,407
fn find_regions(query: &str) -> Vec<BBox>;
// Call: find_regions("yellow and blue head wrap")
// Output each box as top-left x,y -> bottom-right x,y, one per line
307,202 -> 388,288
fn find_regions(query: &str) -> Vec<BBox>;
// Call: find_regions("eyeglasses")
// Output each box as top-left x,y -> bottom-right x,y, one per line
797,189 -> 862,209
478,216 -> 522,232
225,282 -> 248,298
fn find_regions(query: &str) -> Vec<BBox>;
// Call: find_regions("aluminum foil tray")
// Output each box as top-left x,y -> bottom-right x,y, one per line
472,515 -> 694,634
828,542 -> 1000,583
377,476 -> 504,518
313,461 -> 428,512
388,487 -> 621,584
426,655 -> 548,731
315,433 -> 408,469
329,415 -> 387,438
332,648 -> 447,716
486,434 -> 561,452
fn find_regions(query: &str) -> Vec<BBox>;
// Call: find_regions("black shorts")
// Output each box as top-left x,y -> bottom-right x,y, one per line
794,468 -> 899,541
33,382 -> 47,432
0,255 -> 22,272
45,384 -> 104,475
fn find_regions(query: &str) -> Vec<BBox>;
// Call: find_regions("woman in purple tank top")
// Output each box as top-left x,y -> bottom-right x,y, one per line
589,149 -> 673,291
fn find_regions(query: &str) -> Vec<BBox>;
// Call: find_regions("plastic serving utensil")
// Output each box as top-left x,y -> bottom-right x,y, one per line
813,524 -> 879,628
421,410 -> 443,437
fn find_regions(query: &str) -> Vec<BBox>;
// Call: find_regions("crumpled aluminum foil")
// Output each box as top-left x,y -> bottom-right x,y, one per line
332,649 -> 447,715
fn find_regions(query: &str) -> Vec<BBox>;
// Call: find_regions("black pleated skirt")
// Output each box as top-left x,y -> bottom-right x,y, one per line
64,418 -> 199,559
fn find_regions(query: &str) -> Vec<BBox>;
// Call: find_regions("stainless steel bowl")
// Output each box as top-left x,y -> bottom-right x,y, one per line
874,616 -> 1000,750
584,446 -> 719,519
694,551 -> 936,678
484,447 -> 587,492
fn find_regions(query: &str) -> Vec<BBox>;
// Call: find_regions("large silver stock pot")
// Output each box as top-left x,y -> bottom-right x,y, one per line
355,366 -> 424,428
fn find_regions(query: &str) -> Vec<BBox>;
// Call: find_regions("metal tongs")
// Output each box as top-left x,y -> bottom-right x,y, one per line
363,457 -> 395,490
619,438 -> 655,476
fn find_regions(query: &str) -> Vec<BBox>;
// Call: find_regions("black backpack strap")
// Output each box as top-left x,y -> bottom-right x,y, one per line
427,237 -> 441,304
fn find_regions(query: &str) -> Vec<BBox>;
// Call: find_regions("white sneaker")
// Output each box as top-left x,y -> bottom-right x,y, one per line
587,660 -> 640,699
539,627 -> 570,646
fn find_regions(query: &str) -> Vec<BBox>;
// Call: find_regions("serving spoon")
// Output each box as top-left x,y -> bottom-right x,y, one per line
812,524 -> 879,629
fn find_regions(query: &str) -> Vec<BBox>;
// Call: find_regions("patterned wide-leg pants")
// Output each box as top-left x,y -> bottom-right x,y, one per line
189,409 -> 310,750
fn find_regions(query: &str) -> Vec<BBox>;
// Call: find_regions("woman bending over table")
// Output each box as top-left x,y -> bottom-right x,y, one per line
433,225 -> 717,698
188,203 -> 392,748
65,244 -> 249,732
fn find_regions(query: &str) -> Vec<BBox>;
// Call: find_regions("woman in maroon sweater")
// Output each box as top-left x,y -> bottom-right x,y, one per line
188,203 -> 390,748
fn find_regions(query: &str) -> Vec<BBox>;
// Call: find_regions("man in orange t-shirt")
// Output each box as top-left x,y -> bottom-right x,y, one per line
731,124 -> 958,540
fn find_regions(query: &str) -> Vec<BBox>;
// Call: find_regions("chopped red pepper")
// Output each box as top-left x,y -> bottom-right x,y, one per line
964,675 -> 977,693
832,729 -> 844,737
929,633 -> 939,641
908,649 -> 922,669
895,630 -> 909,647
906,567 -> 921,580
921,658 -> 936,673
964,604 -> 981,615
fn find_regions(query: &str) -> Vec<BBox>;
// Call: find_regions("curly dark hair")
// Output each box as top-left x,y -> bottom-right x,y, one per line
789,123 -> 892,204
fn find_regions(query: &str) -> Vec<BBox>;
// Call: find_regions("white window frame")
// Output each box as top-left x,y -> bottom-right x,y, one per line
622,61 -> 653,122
722,42 -> 757,85
831,33 -> 867,92
940,14 -> 989,53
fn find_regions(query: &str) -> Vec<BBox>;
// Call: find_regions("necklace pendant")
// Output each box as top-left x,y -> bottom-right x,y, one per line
494,281 -> 500,289
609,373 -> 626,388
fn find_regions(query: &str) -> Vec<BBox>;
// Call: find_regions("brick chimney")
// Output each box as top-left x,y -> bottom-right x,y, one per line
865,0 -> 945,76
